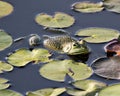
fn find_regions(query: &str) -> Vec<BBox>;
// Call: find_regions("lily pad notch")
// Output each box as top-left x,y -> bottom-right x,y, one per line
39,60 -> 93,82
35,12 -> 75,28
75,27 -> 120,43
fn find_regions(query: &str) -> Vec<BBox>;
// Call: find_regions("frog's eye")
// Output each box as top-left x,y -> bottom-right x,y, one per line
73,43 -> 79,46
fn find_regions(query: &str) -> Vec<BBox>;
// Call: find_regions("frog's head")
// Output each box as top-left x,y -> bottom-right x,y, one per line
66,40 -> 90,55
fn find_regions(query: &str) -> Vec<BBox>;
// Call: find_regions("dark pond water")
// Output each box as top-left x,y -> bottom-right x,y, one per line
0,0 -> 120,95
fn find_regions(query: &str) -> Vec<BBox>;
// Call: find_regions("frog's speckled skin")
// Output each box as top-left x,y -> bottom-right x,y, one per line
43,35 -> 90,55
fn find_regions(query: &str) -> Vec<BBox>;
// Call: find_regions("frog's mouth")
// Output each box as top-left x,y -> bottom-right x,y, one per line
68,48 -> 90,55
67,42 -> 90,55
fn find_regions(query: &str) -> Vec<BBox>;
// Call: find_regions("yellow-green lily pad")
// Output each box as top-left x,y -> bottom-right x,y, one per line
0,61 -> 13,73
35,12 -> 75,28
0,89 -> 23,96
72,1 -> 104,13
0,78 -> 10,90
67,79 -> 106,96
0,29 -> 13,51
0,1 -> 14,18
7,48 -> 52,67
103,0 -> 120,13
39,60 -> 93,82
99,83 -> 120,96
76,27 -> 120,43
26,88 -> 66,96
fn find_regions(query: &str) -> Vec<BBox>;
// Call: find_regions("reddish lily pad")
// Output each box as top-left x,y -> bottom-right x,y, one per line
104,39 -> 120,56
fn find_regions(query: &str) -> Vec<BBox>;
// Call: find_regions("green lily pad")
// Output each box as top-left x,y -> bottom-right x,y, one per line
99,83 -> 120,96
67,79 -> 106,96
35,12 -> 75,28
76,27 -> 120,43
103,0 -> 120,13
7,48 -> 52,67
72,1 -> 104,13
0,89 -> 23,96
72,79 -> 107,91
39,60 -> 92,82
0,1 -> 14,18
0,61 -> 13,73
0,29 -> 13,51
26,88 -> 66,96
0,78 -> 10,90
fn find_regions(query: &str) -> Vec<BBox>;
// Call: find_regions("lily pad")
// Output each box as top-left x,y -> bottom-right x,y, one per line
0,89 -> 23,96
0,29 -> 13,51
0,61 -> 13,73
26,88 -> 66,96
0,78 -> 10,90
76,27 -> 120,43
7,48 -> 52,67
104,39 -> 120,56
39,60 -> 92,82
72,1 -> 104,13
91,56 -> 120,79
35,12 -> 75,28
67,79 -> 106,96
99,83 -> 120,96
0,1 -> 14,18
103,0 -> 120,13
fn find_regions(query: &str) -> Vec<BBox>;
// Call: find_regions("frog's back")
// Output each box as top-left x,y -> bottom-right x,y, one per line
43,35 -> 76,52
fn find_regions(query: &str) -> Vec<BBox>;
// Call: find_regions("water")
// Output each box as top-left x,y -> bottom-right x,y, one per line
0,0 -> 120,95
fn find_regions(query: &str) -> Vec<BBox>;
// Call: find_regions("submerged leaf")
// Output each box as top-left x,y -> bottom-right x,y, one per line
35,12 -> 75,28
0,1 -> 14,18
67,79 -> 106,96
91,56 -> 120,79
99,83 -> 120,96
0,89 -> 23,96
7,48 -> 52,67
72,1 -> 104,13
0,61 -> 13,73
0,78 -> 10,90
76,27 -> 120,43
0,29 -> 13,51
39,60 -> 92,82
103,0 -> 120,13
26,88 -> 66,96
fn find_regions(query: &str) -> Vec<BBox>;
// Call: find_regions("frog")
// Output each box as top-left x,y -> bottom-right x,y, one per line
43,35 -> 90,55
